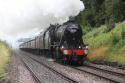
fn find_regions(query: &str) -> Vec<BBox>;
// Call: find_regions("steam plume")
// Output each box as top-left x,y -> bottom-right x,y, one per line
0,0 -> 84,45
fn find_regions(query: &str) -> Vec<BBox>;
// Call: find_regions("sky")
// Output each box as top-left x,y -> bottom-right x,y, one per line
0,0 -> 84,47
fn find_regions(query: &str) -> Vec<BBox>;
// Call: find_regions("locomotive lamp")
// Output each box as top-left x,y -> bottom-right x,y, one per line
85,46 -> 89,55
79,46 -> 81,48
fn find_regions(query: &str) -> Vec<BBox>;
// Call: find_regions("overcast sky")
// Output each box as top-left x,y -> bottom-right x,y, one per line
0,0 -> 84,47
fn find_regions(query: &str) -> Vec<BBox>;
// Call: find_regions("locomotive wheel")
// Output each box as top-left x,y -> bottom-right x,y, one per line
62,55 -> 68,65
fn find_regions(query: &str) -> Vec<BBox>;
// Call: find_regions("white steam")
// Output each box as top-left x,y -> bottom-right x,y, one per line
0,0 -> 84,45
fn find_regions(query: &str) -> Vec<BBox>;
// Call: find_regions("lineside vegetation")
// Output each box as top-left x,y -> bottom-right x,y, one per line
84,21 -> 125,65
0,41 -> 11,81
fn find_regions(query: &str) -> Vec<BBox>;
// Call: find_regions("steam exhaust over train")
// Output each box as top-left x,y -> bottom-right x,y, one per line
19,21 -> 88,65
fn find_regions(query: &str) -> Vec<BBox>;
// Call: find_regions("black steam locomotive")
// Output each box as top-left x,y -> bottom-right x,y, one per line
20,21 -> 88,65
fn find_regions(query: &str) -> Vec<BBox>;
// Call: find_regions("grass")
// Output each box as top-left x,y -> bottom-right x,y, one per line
0,41 -> 11,81
84,21 -> 125,65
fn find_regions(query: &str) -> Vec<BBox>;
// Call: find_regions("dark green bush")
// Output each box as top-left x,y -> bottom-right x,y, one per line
121,27 -> 125,39
111,32 -> 120,45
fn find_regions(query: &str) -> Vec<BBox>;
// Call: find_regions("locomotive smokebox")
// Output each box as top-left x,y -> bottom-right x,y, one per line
53,21 -> 83,43
64,23 -> 83,41
66,25 -> 78,33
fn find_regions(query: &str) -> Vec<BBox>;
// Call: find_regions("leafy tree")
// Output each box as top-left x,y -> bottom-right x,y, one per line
76,0 -> 125,30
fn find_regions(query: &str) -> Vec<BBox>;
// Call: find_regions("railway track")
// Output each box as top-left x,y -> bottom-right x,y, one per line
21,58 -> 42,83
14,52 -> 41,83
17,51 -> 78,83
18,50 -> 125,83
29,57 -> 78,83
73,63 -> 125,83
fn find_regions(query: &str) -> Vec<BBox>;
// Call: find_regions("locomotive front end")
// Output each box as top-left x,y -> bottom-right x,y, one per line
60,44 -> 89,65
60,22 -> 88,65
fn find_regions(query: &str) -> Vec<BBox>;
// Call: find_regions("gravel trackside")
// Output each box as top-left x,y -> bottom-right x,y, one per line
5,54 -> 36,83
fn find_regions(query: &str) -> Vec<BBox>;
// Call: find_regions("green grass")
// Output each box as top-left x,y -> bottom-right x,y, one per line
0,41 -> 11,81
84,21 -> 125,65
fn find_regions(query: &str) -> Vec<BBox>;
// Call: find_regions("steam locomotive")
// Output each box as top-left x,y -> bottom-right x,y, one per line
19,21 -> 88,65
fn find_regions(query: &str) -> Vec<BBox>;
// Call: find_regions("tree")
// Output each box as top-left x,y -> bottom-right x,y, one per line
76,0 -> 125,29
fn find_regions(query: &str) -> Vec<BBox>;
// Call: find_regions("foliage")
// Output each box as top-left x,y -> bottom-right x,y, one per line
121,25 -> 125,39
85,21 -> 125,65
0,41 -> 11,81
76,0 -> 125,29
84,25 -> 111,48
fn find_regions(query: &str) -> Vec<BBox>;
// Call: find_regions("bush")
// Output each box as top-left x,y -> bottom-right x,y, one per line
121,27 -> 125,39
115,39 -> 125,48
106,21 -> 115,32
111,32 -> 120,45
